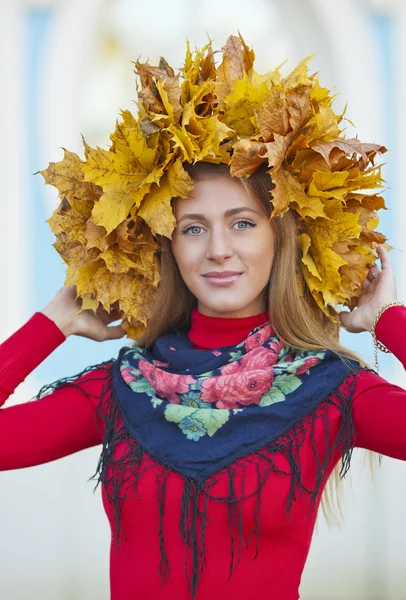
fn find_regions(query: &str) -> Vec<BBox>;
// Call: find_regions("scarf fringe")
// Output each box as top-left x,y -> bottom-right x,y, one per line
32,360 -> 114,402
93,364 -> 361,599
33,361 -> 364,600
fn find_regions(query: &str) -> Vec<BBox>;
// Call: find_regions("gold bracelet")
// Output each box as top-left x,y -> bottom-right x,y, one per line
370,301 -> 405,371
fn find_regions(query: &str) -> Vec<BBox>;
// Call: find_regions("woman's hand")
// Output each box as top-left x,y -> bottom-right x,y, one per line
338,245 -> 398,333
41,285 -> 126,341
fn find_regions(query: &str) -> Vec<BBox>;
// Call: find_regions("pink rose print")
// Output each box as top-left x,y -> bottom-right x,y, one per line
295,357 -> 320,375
152,360 -> 169,367
121,367 -> 137,385
245,325 -> 273,351
212,351 -> 222,357
268,340 -> 284,355
138,360 -> 195,403
221,361 -> 241,375
221,347 -> 279,375
200,371 -> 274,409
241,346 -> 280,370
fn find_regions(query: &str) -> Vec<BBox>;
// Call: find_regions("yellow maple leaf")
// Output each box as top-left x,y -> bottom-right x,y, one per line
257,87 -> 290,141
301,200 -> 364,311
230,140 -> 267,177
155,79 -> 182,124
216,34 -> 254,101
39,149 -> 102,204
283,56 -> 314,89
39,33 -> 388,338
305,105 -> 341,146
138,161 -> 194,238
223,75 -> 269,137
90,181 -> 152,235
167,160 -> 194,197
138,174 -> 177,238
312,139 -> 387,167
100,246 -> 140,273
84,221 -> 111,252
264,134 -> 292,170
81,114 -> 166,233
308,171 -> 350,200
286,86 -> 313,134
299,233 -> 322,280
268,167 -> 308,218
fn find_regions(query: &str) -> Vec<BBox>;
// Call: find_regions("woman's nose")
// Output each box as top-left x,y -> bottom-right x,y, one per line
205,230 -> 233,261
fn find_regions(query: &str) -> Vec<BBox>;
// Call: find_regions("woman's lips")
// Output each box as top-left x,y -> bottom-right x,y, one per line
202,273 -> 242,286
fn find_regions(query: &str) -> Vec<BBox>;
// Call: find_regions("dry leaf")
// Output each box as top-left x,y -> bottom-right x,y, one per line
39,34 -> 388,337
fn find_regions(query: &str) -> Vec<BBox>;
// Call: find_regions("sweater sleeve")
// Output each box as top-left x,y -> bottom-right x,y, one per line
353,305 -> 406,459
0,313 -> 107,470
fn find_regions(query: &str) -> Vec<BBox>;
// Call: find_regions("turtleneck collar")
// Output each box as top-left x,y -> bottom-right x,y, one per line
188,307 -> 269,350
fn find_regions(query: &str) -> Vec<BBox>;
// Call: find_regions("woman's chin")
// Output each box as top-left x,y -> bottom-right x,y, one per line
196,296 -> 259,317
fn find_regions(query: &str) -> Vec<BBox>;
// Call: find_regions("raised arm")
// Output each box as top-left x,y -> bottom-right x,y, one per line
335,245 -> 406,458
353,305 -> 406,459
0,286 -> 125,470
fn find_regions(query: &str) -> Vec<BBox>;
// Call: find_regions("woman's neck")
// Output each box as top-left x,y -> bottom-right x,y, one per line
188,308 -> 269,350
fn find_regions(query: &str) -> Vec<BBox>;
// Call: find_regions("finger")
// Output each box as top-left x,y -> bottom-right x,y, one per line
106,315 -> 123,328
338,310 -> 351,330
363,265 -> 379,288
98,311 -> 122,325
367,268 -> 379,281
376,245 -> 392,271
338,308 -> 365,333
103,324 -> 126,340
108,309 -> 122,321
65,284 -> 78,295
96,306 -> 122,325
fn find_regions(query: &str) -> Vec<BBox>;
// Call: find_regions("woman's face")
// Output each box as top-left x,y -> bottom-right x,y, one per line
171,176 -> 275,318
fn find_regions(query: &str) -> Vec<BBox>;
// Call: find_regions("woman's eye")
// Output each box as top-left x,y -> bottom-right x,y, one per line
182,220 -> 255,235
183,225 -> 203,235
235,219 -> 255,230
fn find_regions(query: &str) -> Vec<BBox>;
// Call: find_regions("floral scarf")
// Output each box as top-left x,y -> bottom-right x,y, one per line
113,322 -> 348,480
38,321 -> 368,599
95,320 -> 367,597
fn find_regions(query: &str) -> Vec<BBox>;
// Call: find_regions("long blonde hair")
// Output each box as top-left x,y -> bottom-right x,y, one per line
137,162 -> 374,520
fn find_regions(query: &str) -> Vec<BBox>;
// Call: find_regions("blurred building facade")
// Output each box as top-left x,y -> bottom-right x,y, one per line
0,0 -> 405,598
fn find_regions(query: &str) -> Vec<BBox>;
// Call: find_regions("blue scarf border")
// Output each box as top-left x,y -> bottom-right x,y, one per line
33,351 -> 372,600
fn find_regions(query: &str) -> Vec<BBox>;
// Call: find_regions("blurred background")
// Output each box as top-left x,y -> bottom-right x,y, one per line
1,0 -> 406,598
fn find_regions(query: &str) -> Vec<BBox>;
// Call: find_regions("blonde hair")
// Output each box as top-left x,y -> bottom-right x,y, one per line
137,162 -> 374,521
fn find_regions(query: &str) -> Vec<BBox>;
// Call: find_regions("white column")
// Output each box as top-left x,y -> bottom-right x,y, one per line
393,0 -> 406,384
0,3 -> 110,600
279,0 -> 384,142
382,3 -> 406,599
38,0 -> 107,214
0,0 -> 29,337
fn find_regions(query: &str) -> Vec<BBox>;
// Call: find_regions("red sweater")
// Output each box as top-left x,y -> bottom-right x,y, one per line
1,307 -> 406,599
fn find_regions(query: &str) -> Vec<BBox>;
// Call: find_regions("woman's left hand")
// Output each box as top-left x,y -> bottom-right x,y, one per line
338,245 -> 398,333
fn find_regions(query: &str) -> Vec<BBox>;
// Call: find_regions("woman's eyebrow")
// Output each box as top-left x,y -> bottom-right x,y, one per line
177,207 -> 262,224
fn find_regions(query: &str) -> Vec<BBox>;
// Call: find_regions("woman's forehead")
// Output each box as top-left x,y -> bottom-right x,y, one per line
174,177 -> 258,217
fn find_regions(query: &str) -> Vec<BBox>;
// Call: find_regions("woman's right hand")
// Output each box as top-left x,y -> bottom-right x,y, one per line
40,285 -> 126,341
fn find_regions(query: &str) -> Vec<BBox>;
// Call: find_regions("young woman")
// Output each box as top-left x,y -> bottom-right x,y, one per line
1,36 -> 405,600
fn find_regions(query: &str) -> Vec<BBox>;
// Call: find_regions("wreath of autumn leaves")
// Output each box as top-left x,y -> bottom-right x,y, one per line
40,34 -> 388,340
